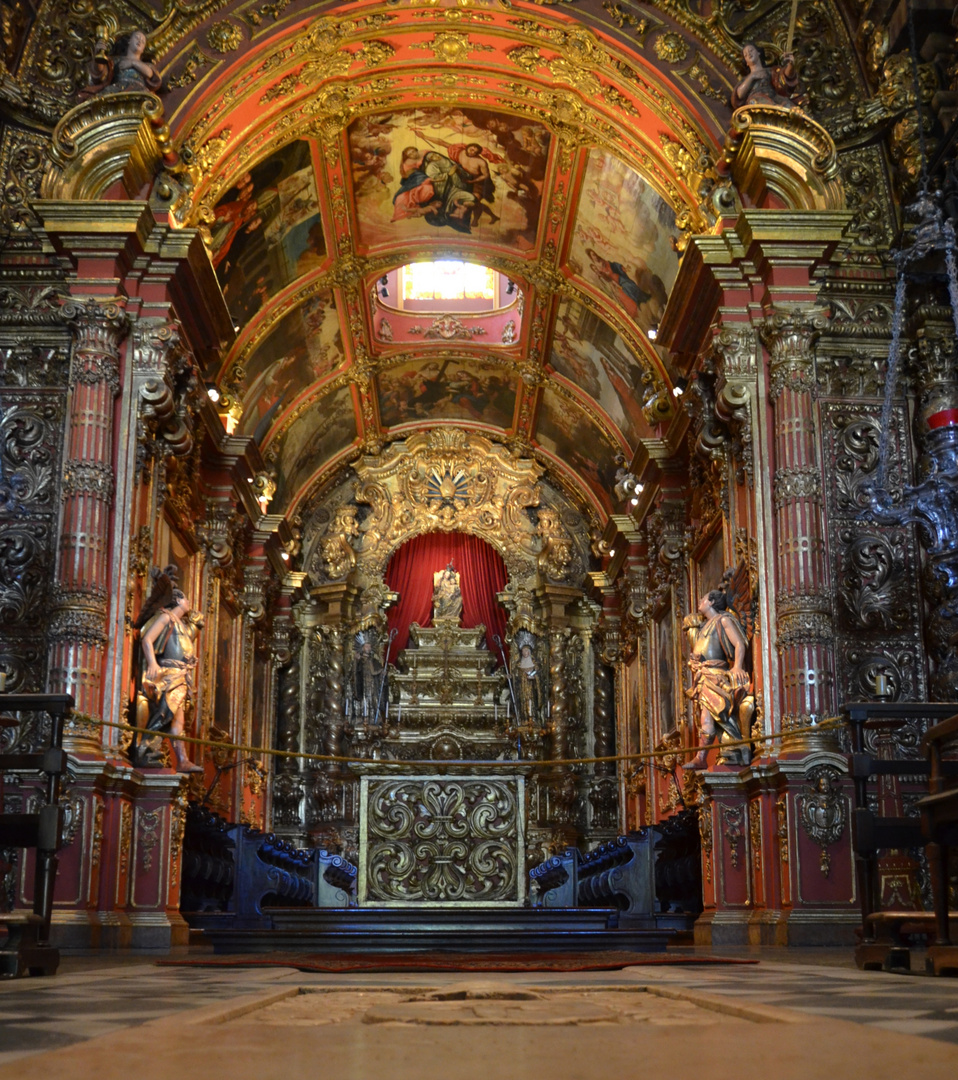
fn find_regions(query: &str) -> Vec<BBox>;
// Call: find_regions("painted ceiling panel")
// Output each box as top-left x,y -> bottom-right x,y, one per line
567,150 -> 679,337
377,357 -> 517,431
211,139 -> 326,323
534,387 -> 623,516
270,383 -> 357,511
238,291 -> 343,443
550,298 -> 656,452
347,108 -> 550,249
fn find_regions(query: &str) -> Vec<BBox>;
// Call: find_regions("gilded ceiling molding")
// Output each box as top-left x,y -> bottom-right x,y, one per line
166,11 -> 718,225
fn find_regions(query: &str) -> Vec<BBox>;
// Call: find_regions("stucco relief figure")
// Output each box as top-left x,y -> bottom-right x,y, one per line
79,30 -> 164,100
683,587 -> 753,770
132,567 -> 203,773
513,637 -> 544,725
432,561 -> 463,621
731,43 -> 804,111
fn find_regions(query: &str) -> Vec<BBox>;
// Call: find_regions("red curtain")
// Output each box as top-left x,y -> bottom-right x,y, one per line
385,532 -> 508,661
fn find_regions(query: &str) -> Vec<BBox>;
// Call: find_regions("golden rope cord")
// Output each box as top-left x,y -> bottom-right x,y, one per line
97,715 -> 847,770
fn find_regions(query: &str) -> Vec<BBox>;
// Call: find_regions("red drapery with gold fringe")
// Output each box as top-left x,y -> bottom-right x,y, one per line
385,532 -> 508,660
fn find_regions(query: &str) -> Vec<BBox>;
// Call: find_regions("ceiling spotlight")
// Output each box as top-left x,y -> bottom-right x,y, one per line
206,384 -> 221,403
247,476 -> 254,483
379,274 -> 389,299
630,496 -> 639,506
280,551 -> 290,561
609,549 -> 616,558
672,377 -> 688,398
647,326 -> 658,341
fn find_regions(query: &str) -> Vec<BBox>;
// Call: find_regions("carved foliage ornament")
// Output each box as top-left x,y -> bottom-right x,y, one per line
798,764 -> 846,877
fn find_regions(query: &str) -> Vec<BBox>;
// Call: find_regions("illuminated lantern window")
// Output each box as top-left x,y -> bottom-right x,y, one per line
402,261 -> 495,303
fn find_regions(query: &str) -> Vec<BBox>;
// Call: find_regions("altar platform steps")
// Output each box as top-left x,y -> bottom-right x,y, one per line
191,906 -> 676,955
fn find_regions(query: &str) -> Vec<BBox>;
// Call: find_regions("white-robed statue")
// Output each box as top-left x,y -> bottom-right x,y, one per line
432,561 -> 463,622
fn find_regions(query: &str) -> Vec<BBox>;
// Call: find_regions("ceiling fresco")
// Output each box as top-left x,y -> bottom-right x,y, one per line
211,139 -> 326,324
347,109 -> 549,250
534,388 -> 623,517
567,150 -> 679,336
237,290 -> 343,443
268,383 -> 357,511
89,2 -> 754,525
550,298 -> 656,452
377,356 -> 518,432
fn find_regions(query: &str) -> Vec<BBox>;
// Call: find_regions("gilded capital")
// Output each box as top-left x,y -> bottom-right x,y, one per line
62,298 -> 130,395
761,310 -> 826,400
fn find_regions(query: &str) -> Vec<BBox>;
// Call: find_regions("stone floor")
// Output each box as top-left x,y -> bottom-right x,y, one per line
0,949 -> 956,1079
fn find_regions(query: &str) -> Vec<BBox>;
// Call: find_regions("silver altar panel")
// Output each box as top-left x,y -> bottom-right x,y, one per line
358,774 -> 526,907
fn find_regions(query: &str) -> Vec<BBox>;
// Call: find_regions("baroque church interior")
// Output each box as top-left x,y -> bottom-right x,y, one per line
2,0 -> 958,1074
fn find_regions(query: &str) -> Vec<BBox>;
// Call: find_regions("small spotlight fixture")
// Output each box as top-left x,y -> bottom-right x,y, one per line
630,496 -> 639,506
672,376 -> 688,398
506,279 -> 516,295
206,383 -> 221,403
280,551 -> 290,561
379,274 -> 389,299
247,476 -> 254,483
647,326 -> 658,341
609,549 -> 616,558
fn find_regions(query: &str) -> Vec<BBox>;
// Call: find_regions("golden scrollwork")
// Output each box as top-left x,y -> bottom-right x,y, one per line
310,429 -> 587,586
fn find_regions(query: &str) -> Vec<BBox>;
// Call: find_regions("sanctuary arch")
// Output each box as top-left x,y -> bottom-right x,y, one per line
1,0 -> 950,950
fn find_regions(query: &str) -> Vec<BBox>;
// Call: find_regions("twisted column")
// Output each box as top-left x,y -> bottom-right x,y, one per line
47,300 -> 128,716
592,660 -> 615,774
549,628 -> 569,762
322,625 -> 345,776
761,312 -> 837,750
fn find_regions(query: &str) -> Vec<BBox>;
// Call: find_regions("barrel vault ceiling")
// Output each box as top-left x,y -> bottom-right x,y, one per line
15,0 -> 848,525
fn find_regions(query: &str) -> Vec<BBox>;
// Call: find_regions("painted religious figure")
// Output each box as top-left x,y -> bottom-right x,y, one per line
132,566 -> 203,773
731,43 -> 805,110
432,561 -> 463,622
682,587 -> 753,769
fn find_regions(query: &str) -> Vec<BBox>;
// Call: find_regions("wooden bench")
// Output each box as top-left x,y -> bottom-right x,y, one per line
919,712 -> 958,976
0,692 -> 73,977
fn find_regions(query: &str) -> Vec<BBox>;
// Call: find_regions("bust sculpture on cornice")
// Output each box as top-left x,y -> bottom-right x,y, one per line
78,29 -> 164,101
731,42 -> 806,112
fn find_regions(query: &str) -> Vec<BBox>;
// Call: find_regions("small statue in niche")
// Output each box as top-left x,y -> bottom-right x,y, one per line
131,565 -> 204,773
432,560 -> 463,622
682,567 -> 755,770
352,631 -> 385,723
79,29 -> 165,100
512,632 -> 544,725
731,42 -> 805,111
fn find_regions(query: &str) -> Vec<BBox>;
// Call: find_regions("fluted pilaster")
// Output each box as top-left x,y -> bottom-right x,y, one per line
761,311 -> 837,750
48,299 -> 129,716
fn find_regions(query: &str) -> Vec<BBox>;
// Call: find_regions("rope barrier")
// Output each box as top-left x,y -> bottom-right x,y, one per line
94,714 -> 847,771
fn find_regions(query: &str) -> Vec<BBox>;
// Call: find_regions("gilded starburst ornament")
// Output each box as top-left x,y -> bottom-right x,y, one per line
653,32 -> 690,64
206,21 -> 243,54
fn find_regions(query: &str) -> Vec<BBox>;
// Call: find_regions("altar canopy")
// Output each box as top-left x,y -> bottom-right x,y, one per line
385,532 -> 508,655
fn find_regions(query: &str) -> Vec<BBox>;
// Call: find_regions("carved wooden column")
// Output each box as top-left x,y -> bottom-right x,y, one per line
48,299 -> 129,723
321,624 -> 346,776
761,312 -> 838,752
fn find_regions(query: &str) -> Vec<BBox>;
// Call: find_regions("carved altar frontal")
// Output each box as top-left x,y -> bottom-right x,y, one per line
358,773 -> 526,907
